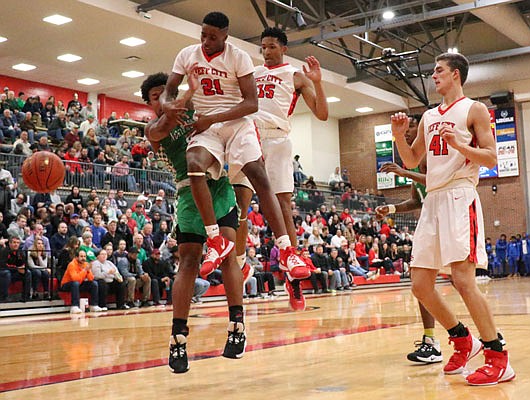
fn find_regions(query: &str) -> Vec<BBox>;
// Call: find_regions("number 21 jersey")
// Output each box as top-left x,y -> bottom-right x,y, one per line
172,42 -> 255,116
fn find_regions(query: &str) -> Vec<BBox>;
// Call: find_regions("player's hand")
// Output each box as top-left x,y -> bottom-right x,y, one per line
186,63 -> 200,92
162,101 -> 188,125
375,205 -> 389,220
380,162 -> 405,176
189,114 -> 214,135
302,56 -> 322,83
390,112 -> 410,139
439,123 -> 459,150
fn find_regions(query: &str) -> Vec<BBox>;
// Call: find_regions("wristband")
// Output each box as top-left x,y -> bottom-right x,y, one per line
387,204 -> 396,214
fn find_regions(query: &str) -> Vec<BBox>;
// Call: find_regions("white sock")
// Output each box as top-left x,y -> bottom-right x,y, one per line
205,224 -> 220,239
276,235 -> 291,250
237,254 -> 246,268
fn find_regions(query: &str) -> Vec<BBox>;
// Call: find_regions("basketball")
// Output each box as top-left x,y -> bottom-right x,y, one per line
21,151 -> 66,193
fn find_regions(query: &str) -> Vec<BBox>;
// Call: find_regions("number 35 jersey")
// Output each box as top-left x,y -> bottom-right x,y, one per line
422,96 -> 480,192
172,43 -> 255,116
254,63 -> 299,133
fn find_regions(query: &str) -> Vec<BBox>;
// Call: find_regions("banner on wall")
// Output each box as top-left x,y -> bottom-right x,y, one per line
374,124 -> 395,189
495,108 -> 519,177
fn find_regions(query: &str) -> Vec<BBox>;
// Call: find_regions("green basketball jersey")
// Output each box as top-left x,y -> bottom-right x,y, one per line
410,166 -> 427,203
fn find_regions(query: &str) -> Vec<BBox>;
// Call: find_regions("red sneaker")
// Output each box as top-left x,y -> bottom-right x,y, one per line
285,278 -> 305,311
279,247 -> 311,279
241,263 -> 254,286
200,235 -> 235,279
466,349 -> 515,386
443,328 -> 483,374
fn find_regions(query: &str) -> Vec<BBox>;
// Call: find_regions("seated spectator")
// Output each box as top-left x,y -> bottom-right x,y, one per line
248,203 -> 267,234
328,167 -> 343,191
131,139 -> 149,166
80,101 -> 96,121
23,223 -> 51,254
64,126 -> 81,148
47,111 -> 67,142
91,249 -> 127,310
19,112 -> 37,142
27,238 -> 50,299
12,131 -> 32,156
40,101 -> 56,128
299,248 -> 328,294
330,229 -> 347,249
90,213 -> 107,250
268,238 -> 280,272
310,244 -> 333,290
67,93 -> 81,115
10,193 -> 30,216
79,231 -> 97,262
308,227 -> 324,249
82,127 -> 100,159
168,246 -> 210,304
116,246 -> 152,308
7,214 -> 27,241
60,249 -> 103,313
116,128 -> 132,149
149,195 -> 172,222
142,248 -> 173,306
355,234 -> 369,270
247,225 -> 262,253
246,247 -> 276,296
328,214 -> 343,236
65,186 -> 84,212
141,222 -> 155,256
0,109 -> 21,142
0,236 -> 31,302
79,114 -> 97,135
153,220 -> 169,248
112,155 -> 137,192
304,175 -> 317,190
329,248 -> 353,290
132,233 -> 148,264
50,222 -> 69,257
115,190 -> 128,215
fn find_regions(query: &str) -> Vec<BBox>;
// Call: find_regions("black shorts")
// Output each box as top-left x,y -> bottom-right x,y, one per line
175,207 -> 239,245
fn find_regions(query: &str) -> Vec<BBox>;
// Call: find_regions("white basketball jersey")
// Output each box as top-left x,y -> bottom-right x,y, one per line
172,43 -> 255,116
254,63 -> 299,133
422,97 -> 479,192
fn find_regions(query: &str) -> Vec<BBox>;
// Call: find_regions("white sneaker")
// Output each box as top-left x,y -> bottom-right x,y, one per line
70,306 -> 83,314
90,305 -> 105,312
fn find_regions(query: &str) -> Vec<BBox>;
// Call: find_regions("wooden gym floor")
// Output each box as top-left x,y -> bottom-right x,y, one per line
0,278 -> 528,400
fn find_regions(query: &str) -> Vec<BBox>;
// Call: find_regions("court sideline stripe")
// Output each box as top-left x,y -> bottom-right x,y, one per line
0,322 -> 400,393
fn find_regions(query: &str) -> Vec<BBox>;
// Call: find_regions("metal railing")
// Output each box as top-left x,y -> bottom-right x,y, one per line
0,153 -> 177,196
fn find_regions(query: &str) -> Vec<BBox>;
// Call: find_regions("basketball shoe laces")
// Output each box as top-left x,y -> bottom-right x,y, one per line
415,340 -> 433,354
228,326 -> 245,345
170,338 -> 186,359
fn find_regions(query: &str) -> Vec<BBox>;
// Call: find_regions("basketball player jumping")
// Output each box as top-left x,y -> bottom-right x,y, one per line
232,27 -> 328,310
391,53 -> 515,385
142,72 -> 246,373
159,12 -> 310,283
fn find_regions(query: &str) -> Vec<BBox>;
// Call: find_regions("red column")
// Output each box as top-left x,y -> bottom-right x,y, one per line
97,93 -> 106,121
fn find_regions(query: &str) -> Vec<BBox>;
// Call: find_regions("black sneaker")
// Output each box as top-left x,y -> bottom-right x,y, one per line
169,334 -> 189,373
407,335 -> 443,363
222,321 -> 246,359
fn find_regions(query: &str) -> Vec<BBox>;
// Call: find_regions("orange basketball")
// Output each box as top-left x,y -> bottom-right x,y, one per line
22,151 -> 66,193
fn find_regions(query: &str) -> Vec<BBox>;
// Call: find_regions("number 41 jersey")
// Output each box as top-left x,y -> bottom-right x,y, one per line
172,43 -> 255,116
254,63 -> 299,132
422,96 -> 480,192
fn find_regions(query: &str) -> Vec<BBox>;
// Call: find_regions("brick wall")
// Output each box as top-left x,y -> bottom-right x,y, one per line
338,111 -> 527,238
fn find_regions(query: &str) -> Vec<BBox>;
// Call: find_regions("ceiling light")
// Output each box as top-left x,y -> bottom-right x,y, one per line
326,96 -> 341,103
12,63 -> 36,72
120,37 -> 146,47
448,47 -> 459,53
43,14 -> 72,25
134,91 -> 142,97
356,107 -> 374,113
0,36 -> 7,43
179,83 -> 190,91
57,53 -> 82,62
382,10 -> 395,20
77,78 -> 100,85
122,70 -> 145,78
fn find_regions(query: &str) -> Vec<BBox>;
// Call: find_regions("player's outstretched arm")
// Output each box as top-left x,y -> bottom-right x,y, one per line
380,162 -> 426,186
296,56 -> 328,121
375,183 -> 422,220
145,116 -> 172,148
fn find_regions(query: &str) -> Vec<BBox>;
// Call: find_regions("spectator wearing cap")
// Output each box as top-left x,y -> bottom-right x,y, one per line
67,213 -> 83,238
80,101 -> 95,121
131,203 -> 147,231
79,114 -> 97,136
142,248 -> 174,305
149,196 -> 172,222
